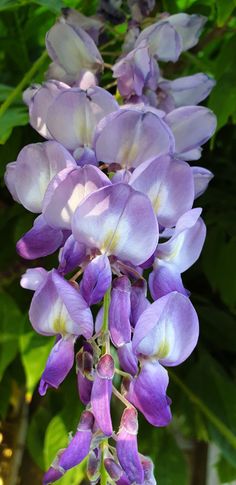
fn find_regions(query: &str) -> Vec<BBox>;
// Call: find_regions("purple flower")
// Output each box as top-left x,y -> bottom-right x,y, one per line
135,13 -> 206,62
116,408 -> 144,484
45,87 -> 118,159
24,80 -> 69,138
42,164 -> 111,229
94,108 -> 175,169
113,42 -> 159,99
109,276 -> 132,347
129,155 -> 194,227
5,141 -> 76,213
91,354 -> 115,436
43,411 -> 94,484
165,106 -> 217,160
158,73 -> 215,112
16,215 -> 66,260
29,269 -> 93,339
80,254 -> 112,305
46,18 -> 103,82
72,183 -> 159,266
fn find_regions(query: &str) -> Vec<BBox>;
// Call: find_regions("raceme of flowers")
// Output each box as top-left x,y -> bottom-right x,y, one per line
5,6 -> 216,485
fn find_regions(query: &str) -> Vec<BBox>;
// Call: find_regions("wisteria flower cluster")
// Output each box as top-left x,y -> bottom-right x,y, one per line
5,5 -> 216,484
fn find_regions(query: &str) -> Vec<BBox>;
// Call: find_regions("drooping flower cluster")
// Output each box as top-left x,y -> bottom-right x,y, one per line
5,5 -> 216,484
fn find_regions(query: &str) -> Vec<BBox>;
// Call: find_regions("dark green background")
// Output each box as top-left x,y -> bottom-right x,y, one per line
0,0 -> 236,483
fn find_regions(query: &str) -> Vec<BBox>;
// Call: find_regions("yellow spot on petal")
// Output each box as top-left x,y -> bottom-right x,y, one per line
53,317 -> 67,336
155,340 -> 170,360
102,230 -> 120,254
153,194 -> 161,214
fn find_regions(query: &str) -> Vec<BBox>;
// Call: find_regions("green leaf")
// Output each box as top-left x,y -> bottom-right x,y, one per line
0,291 -> 23,379
208,71 -> 236,131
217,455 -> 236,483
0,84 -> 16,103
32,0 -> 64,13
0,106 -> 28,144
183,353 -> 236,467
44,413 -> 68,468
216,0 -> 236,27
152,429 -> 189,485
27,406 -> 52,470
20,327 -> 54,396
196,304 -> 236,352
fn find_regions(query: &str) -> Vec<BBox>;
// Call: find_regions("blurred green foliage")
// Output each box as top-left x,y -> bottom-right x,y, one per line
0,0 -> 236,484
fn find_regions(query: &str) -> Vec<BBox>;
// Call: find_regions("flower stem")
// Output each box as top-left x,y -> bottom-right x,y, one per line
112,385 -> 134,409
0,50 -> 48,119
100,440 -> 108,485
102,288 -> 111,354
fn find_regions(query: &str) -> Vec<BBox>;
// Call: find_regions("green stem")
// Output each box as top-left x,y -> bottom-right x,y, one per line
100,290 -> 111,485
100,440 -> 108,485
0,50 -> 48,119
102,288 -> 111,354
169,370 -> 236,449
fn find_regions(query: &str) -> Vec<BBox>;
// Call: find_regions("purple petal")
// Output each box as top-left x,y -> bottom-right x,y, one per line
126,360 -> 171,426
167,13 -> 206,51
59,411 -> 94,469
43,164 -> 110,229
135,21 -> 181,62
87,448 -> 101,481
60,8 -> 103,44
16,215 -> 64,260
29,269 -> 93,338
94,109 -> 175,169
4,162 -> 20,203
80,254 -> 112,305
46,87 -> 118,151
157,208 -> 206,272
104,458 -> 123,481
140,455 -> 156,485
149,259 -> 189,300
39,336 -> 75,395
160,73 -> 215,108
95,306 -> 103,334
109,276 -> 131,347
165,106 -> 217,158
10,141 -> 76,213
43,410 -> 94,483
20,267 -> 48,291
72,183 -> 159,266
46,22 -> 103,76
130,280 -> 150,327
129,155 -> 194,227
43,467 -> 63,484
28,80 -> 69,138
132,291 -> 199,366
77,371 -> 93,405
192,166 -> 214,198
58,235 -> 86,274
76,347 -> 93,405
91,354 -> 114,436
112,43 -> 159,98
118,343 -> 138,376
116,408 -> 144,484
